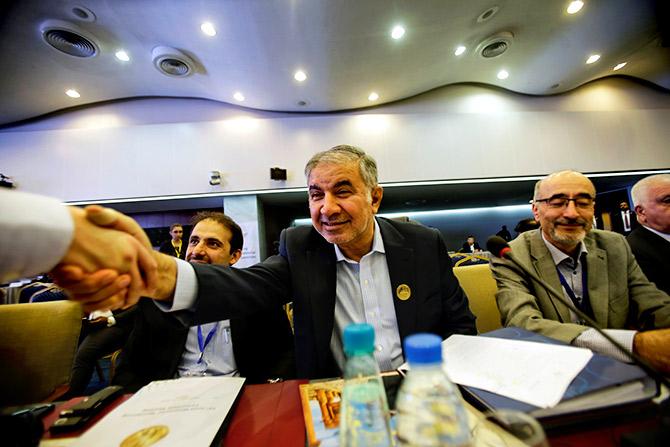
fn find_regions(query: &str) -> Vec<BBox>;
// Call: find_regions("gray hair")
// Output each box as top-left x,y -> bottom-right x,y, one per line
631,174 -> 670,207
304,145 -> 378,190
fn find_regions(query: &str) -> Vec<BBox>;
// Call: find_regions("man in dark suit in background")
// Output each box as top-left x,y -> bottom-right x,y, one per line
611,200 -> 638,235
627,174 -> 670,295
459,235 -> 482,253
159,223 -> 186,259
114,212 -> 294,391
69,145 -> 476,379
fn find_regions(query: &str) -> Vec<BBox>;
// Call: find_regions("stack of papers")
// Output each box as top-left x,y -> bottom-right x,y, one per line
441,334 -> 593,408
437,329 -> 656,426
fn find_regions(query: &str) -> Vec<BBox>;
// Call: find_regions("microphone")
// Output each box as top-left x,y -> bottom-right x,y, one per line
486,235 -> 670,389
486,236 -> 512,260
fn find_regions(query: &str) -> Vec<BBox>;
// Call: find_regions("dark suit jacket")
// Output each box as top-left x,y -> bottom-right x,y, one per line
159,240 -> 186,259
627,226 -> 670,295
190,218 -> 476,379
113,298 -> 295,392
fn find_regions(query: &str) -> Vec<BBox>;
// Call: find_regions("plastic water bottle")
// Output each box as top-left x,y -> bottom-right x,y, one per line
396,333 -> 470,447
339,323 -> 394,447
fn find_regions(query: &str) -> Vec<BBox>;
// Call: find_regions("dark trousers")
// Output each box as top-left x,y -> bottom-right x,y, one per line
65,308 -> 136,397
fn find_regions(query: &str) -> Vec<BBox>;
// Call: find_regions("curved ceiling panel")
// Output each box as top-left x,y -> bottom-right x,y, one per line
0,0 -> 668,126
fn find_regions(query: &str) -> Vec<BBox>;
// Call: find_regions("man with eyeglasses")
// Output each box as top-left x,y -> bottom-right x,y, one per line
491,170 -> 670,373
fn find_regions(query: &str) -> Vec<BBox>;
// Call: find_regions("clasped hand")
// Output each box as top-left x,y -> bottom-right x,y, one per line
51,205 -> 159,312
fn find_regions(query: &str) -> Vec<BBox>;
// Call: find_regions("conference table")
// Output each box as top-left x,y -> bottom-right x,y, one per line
39,380 -> 664,446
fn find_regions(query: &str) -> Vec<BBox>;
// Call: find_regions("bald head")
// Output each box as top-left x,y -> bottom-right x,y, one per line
533,170 -> 596,201
631,174 -> 670,234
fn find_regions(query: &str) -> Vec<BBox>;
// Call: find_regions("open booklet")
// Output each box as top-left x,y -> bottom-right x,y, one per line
71,376 -> 245,447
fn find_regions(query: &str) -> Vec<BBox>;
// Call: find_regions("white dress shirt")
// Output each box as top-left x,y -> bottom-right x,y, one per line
330,218 -> 403,372
177,320 -> 239,377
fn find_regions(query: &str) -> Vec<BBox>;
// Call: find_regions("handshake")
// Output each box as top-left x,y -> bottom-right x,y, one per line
52,206 -> 176,312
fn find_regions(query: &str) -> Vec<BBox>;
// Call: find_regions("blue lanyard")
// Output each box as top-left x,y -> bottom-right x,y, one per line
556,258 -> 589,313
197,322 -> 219,364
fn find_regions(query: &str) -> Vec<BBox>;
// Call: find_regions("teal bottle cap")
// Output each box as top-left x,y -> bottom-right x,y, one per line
404,333 -> 442,364
343,323 -> 375,355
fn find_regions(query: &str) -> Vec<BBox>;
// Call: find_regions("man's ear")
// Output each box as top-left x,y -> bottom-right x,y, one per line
532,203 -> 541,221
229,249 -> 243,266
634,205 -> 646,224
371,186 -> 383,212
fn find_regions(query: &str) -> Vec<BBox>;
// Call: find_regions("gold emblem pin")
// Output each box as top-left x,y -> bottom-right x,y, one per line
396,284 -> 411,301
121,425 -> 169,447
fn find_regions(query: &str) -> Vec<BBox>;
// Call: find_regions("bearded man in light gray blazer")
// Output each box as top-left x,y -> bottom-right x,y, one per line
491,170 -> 670,374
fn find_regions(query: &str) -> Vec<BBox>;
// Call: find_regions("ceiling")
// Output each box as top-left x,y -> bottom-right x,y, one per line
0,0 -> 669,127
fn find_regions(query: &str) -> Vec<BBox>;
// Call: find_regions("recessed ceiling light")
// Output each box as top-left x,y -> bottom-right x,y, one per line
497,69 -> 509,80
65,89 -> 80,98
368,92 -> 379,101
201,22 -> 216,37
613,62 -> 627,71
454,46 -> 466,56
233,92 -> 245,102
566,1 -> 584,14
115,50 -> 130,61
391,25 -> 405,40
586,54 -> 600,64
477,6 -> 500,23
294,70 -> 307,82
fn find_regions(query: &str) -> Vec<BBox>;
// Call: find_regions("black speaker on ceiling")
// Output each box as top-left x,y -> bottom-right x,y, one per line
0,173 -> 15,189
270,167 -> 287,181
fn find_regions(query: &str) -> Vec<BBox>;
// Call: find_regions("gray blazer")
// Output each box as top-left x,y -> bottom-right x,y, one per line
490,229 -> 670,343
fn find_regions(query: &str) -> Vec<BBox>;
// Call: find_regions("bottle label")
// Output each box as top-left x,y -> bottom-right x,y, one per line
341,382 -> 394,447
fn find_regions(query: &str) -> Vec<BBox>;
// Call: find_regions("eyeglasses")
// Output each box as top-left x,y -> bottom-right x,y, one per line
534,195 -> 595,209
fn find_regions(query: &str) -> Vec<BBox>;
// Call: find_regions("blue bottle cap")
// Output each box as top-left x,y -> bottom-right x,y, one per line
343,323 -> 375,355
404,333 -> 442,364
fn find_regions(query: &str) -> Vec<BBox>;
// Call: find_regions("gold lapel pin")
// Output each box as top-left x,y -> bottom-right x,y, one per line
396,284 -> 411,301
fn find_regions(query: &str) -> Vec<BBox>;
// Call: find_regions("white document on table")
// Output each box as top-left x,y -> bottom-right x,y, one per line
71,376 -> 245,447
441,335 -> 592,408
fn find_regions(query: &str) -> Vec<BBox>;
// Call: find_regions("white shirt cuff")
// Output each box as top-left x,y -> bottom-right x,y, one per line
153,258 -> 198,312
573,328 -> 636,363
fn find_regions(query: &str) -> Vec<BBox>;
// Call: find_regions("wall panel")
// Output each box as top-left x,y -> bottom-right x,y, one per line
0,78 -> 668,202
